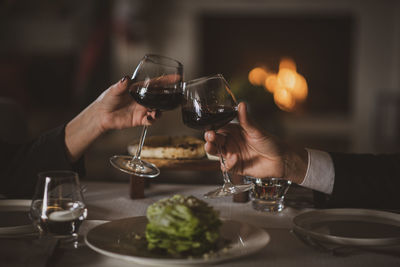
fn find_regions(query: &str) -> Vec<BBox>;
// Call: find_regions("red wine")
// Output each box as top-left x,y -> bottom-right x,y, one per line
40,216 -> 83,236
129,84 -> 182,111
32,200 -> 87,236
182,106 -> 237,131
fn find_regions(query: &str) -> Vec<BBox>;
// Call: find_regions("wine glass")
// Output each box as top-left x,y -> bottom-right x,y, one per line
30,171 -> 87,247
110,54 -> 183,177
182,74 -> 253,198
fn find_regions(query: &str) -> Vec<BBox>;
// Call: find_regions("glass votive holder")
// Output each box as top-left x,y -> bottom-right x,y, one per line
246,177 -> 292,212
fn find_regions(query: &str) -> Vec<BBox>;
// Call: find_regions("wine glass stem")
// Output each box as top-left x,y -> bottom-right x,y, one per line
216,141 -> 233,186
134,125 -> 148,160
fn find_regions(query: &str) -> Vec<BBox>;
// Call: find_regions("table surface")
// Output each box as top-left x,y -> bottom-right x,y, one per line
1,181 -> 400,267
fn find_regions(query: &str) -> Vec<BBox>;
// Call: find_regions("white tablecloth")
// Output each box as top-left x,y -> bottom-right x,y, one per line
2,181 -> 399,267
84,182 -> 302,229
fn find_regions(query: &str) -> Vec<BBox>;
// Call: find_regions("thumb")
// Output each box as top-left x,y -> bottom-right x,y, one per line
237,102 -> 258,134
111,76 -> 131,96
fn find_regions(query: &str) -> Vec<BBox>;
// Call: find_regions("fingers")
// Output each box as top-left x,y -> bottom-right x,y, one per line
204,142 -> 218,156
237,102 -> 260,135
145,109 -> 162,124
204,131 -> 239,172
110,76 -> 131,96
204,131 -> 226,144
204,131 -> 226,155
225,153 -> 239,172
204,131 -> 216,142
237,102 -> 251,131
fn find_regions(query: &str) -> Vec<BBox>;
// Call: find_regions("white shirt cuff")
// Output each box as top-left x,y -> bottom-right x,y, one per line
299,148 -> 335,194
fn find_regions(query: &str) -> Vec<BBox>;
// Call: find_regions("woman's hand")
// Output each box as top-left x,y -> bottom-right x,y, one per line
95,76 -> 158,132
204,102 -> 308,184
65,77 -> 160,162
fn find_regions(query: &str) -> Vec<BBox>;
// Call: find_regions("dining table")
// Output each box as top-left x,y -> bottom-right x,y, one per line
1,180 -> 400,267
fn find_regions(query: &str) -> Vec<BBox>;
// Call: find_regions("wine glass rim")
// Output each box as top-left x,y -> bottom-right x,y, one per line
144,54 -> 183,68
184,74 -> 226,86
183,74 -> 237,104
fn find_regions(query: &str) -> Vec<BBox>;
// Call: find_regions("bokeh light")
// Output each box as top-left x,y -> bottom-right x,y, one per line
279,57 -> 297,71
274,87 -> 295,111
248,57 -> 308,112
278,68 -> 297,90
265,74 -> 277,93
291,73 -> 308,101
248,67 -> 268,86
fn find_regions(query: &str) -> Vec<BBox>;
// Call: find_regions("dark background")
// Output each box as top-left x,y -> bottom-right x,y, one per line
1,0 -> 399,182
201,15 -> 353,115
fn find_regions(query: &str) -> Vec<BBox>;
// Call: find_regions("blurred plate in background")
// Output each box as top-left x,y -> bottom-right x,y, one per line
0,200 -> 37,237
293,209 -> 400,247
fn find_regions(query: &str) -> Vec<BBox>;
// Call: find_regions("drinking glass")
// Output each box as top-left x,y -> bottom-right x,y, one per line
110,54 -> 183,177
246,177 -> 292,212
182,74 -> 253,198
30,171 -> 87,246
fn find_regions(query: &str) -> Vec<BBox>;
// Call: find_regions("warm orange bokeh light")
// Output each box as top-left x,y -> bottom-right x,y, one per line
277,68 -> 297,90
274,87 -> 295,111
264,74 -> 277,93
279,57 -> 297,71
248,67 -> 268,86
248,57 -> 308,112
291,73 -> 308,101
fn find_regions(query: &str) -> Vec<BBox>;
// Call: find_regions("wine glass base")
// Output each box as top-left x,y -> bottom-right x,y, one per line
203,183 -> 253,198
109,155 -> 160,178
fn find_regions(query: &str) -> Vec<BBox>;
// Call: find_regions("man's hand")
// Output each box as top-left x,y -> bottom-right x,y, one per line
204,102 -> 308,184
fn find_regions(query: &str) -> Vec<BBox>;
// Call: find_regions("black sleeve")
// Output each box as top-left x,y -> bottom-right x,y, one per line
314,153 -> 400,209
0,125 -> 85,199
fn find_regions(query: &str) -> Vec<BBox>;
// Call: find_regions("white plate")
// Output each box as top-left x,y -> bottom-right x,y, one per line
85,216 -> 270,266
0,199 -> 37,237
293,209 -> 400,246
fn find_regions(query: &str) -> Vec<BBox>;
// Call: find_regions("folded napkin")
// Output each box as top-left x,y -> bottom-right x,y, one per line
0,236 -> 58,267
0,220 -> 108,267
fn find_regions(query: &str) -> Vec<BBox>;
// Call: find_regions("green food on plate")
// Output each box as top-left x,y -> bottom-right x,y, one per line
145,194 -> 221,257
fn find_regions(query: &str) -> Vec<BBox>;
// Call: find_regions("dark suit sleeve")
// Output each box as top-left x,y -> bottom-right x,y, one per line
314,153 -> 400,209
0,125 -> 85,199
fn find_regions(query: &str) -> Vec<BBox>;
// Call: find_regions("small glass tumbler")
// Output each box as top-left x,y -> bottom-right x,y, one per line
30,171 -> 87,246
246,177 -> 292,212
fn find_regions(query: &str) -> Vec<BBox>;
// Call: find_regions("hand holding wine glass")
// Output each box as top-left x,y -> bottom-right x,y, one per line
110,54 -> 183,177
94,77 -> 161,130
182,74 -> 253,198
204,102 -> 308,185
65,78 -> 160,164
